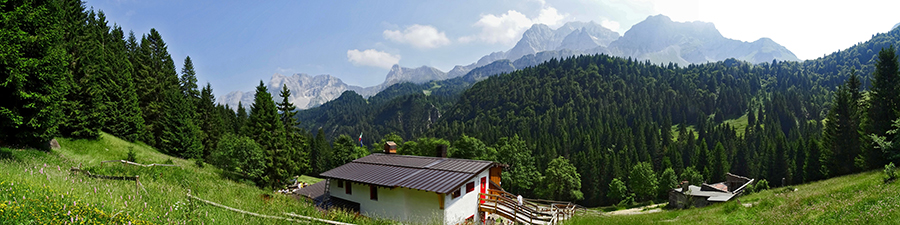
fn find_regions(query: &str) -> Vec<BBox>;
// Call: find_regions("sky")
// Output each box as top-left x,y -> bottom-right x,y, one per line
86,0 -> 900,98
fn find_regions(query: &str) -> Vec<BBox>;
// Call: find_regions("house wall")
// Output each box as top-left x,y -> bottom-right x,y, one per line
329,180 -> 443,223
403,188 -> 444,223
443,169 -> 490,224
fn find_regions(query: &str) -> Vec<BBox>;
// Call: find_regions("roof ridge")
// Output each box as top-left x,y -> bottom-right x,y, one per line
366,153 -> 496,163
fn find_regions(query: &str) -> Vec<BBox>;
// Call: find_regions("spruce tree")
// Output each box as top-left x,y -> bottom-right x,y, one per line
313,128 -> 332,174
0,0 -> 70,148
276,84 -> 309,176
198,83 -> 223,159
823,73 -> 862,175
180,56 -> 200,106
134,28 -> 178,147
236,102 -> 248,133
104,26 -> 145,142
243,81 -> 286,187
61,9 -> 106,139
867,45 -> 900,166
158,89 -> 202,158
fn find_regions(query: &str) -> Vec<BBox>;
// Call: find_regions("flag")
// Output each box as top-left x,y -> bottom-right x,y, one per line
359,133 -> 363,147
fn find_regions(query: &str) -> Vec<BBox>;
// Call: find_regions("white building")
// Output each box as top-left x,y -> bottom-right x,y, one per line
315,144 -> 503,224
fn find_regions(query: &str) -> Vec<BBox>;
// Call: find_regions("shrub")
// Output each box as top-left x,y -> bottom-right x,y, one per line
195,158 -> 204,168
754,179 -> 769,192
885,162 -> 898,183
212,133 -> 265,183
126,146 -> 137,162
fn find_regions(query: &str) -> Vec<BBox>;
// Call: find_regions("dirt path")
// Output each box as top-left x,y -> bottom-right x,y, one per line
606,203 -> 665,215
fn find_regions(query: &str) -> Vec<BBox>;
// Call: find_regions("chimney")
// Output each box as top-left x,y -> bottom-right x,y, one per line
681,181 -> 690,193
436,145 -> 447,158
384,141 -> 397,154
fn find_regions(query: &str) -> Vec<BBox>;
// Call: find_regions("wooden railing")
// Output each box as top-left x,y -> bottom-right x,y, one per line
732,179 -> 755,196
478,189 -> 584,224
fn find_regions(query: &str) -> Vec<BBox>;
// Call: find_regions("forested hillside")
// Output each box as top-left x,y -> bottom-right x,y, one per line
1,0 -> 311,189
295,26 -> 900,207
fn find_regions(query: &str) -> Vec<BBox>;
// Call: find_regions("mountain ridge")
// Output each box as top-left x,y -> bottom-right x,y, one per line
220,14 -> 799,110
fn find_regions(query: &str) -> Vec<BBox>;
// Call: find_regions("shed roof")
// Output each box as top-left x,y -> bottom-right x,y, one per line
320,153 -> 499,194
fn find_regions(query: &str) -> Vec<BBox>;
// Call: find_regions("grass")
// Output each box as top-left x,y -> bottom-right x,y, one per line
669,125 -> 696,142
722,113 -> 749,137
0,132 -> 395,224
564,171 -> 900,224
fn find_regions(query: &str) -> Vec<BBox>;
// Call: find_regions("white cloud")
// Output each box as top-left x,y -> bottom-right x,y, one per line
534,7 -> 567,27
383,24 -> 451,49
460,6 -> 568,46
601,19 -> 621,33
346,49 -> 400,69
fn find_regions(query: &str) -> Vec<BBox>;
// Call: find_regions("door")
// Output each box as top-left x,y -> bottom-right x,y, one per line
480,177 -> 487,204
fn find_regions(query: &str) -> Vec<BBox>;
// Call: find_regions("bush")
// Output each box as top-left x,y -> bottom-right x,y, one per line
211,133 -> 265,183
126,146 -> 137,162
753,179 -> 769,193
885,162 -> 898,183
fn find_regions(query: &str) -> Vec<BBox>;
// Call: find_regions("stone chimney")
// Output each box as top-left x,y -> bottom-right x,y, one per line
436,145 -> 447,158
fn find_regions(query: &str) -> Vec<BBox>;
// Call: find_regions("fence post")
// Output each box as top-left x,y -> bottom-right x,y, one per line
135,175 -> 140,195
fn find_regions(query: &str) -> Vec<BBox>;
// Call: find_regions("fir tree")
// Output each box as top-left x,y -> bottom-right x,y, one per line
243,81 -> 286,187
867,45 -> 900,166
0,0 -> 70,148
824,72 -> 862,175
180,56 -> 200,105
198,83 -> 223,159
158,89 -> 202,158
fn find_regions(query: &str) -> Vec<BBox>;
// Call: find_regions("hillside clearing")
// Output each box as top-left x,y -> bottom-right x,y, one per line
0,133 -> 391,224
564,170 -> 900,224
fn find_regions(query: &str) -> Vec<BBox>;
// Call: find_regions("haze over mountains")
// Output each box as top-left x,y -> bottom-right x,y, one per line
220,14 -> 799,110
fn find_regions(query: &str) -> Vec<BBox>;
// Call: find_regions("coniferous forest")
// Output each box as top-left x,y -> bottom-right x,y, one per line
5,0 -> 900,209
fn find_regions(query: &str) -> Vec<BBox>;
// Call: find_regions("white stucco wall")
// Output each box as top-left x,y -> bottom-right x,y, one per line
443,169 -> 490,225
329,180 -> 442,223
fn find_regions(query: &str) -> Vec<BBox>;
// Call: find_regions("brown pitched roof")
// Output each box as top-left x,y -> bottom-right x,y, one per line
320,153 -> 498,194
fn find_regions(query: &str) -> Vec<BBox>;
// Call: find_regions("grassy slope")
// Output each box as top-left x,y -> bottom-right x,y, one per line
0,132 -> 391,224
565,171 -> 900,224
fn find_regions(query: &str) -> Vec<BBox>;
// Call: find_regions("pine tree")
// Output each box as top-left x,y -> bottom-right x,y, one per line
312,128 -> 332,174
824,72 -> 862,175
134,28 -> 179,146
236,102 -> 248,133
867,45 -> 900,166
61,9 -> 106,139
277,84 -> 299,130
180,56 -> 200,106
198,83 -> 223,159
243,81 -> 286,187
103,25 -> 145,142
276,84 -> 309,176
0,0 -> 70,148
158,89 -> 202,158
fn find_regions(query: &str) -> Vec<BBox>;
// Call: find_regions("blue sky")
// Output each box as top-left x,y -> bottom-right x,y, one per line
87,0 -> 900,97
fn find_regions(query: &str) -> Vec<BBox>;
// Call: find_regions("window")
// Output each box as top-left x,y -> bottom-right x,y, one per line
451,189 -> 461,199
337,179 -> 343,188
466,181 -> 475,193
370,185 -> 378,201
345,180 -> 352,195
